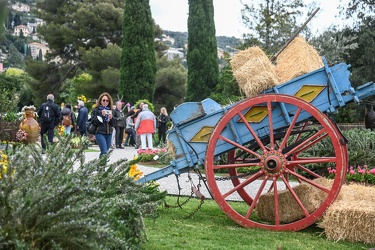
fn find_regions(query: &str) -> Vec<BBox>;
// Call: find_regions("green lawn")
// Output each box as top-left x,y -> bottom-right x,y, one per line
142,196 -> 372,250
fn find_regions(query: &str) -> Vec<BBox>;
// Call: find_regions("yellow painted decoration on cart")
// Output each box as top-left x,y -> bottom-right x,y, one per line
240,106 -> 269,123
191,126 -> 214,143
294,85 -> 326,103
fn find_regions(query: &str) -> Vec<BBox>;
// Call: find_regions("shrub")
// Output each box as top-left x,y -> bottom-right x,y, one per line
0,137 -> 166,249
328,165 -> 375,185
136,148 -> 168,163
301,128 -> 375,171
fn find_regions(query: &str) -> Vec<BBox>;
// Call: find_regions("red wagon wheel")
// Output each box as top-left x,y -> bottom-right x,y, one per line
204,94 -> 347,231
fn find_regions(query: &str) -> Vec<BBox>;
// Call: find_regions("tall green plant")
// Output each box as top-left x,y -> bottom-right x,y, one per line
186,0 -> 219,102
0,136 -> 166,249
0,1 -> 7,36
119,0 -> 156,104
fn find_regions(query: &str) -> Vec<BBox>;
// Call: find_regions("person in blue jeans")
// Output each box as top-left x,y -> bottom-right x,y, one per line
90,92 -> 115,158
124,114 -> 136,146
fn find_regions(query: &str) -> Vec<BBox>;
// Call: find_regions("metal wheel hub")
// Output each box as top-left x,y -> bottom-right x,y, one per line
261,150 -> 286,176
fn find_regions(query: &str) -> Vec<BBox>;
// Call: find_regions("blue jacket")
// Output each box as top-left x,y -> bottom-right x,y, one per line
77,106 -> 88,130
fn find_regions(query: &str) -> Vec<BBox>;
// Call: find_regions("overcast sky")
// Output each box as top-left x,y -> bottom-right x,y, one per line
149,0 -> 349,38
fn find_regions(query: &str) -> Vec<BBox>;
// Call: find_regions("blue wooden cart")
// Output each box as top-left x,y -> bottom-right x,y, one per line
138,57 -> 375,231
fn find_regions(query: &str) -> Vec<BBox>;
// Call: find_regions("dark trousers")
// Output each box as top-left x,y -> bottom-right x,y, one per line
40,123 -> 55,150
124,129 -> 136,146
158,126 -> 167,144
115,126 -> 125,146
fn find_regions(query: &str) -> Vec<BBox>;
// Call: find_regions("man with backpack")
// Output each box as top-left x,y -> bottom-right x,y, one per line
37,94 -> 62,153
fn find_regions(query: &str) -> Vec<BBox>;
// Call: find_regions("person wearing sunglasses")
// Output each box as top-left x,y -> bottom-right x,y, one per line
90,92 -> 115,158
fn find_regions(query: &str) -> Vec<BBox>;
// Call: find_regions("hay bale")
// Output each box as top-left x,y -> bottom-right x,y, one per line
166,136 -> 176,158
230,46 -> 266,72
256,178 -> 333,223
276,36 -> 323,83
231,47 -> 279,98
319,184 -> 375,245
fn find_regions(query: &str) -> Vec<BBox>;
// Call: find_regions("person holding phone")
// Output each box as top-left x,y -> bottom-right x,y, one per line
90,92 -> 115,158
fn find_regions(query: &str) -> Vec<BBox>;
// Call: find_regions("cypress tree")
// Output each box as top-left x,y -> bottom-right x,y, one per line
186,0 -> 219,102
38,49 -> 43,61
0,1 -> 6,35
119,0 -> 156,104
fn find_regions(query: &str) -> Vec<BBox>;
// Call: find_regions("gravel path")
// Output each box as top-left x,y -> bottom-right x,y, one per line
84,145 -> 294,202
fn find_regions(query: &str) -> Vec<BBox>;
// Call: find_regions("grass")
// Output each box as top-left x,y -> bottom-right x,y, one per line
141,196 -> 372,250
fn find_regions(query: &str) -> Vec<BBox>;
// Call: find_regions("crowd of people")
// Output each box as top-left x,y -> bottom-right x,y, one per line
37,92 -> 170,158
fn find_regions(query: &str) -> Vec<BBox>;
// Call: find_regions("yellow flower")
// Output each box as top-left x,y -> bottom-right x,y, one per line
128,164 -> 143,181
77,95 -> 87,103
0,151 -> 9,180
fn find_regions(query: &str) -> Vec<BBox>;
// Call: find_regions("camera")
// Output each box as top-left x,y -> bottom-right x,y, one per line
103,110 -> 112,115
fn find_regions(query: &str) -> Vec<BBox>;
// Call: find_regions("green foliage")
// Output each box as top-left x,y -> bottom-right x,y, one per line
25,60 -> 65,105
0,1 -> 6,35
0,88 -> 18,114
186,0 -> 219,102
304,128 -> 375,167
25,0 -> 125,105
1,112 -> 21,123
342,17 -> 375,89
310,27 -> 357,65
334,103 -> 364,123
240,0 -> 305,54
210,60 -> 243,105
154,56 -> 187,112
119,0 -> 156,104
344,128 -> 375,166
134,99 -> 155,112
78,44 -> 122,99
0,136 -> 166,249
1,69 -> 35,110
5,44 -> 24,69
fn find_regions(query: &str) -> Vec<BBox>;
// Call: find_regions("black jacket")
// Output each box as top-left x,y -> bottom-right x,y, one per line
37,100 -> 61,125
113,108 -> 125,128
91,107 -> 115,134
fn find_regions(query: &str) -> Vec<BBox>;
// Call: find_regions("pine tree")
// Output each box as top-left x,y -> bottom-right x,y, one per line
119,0 -> 156,104
186,0 -> 219,102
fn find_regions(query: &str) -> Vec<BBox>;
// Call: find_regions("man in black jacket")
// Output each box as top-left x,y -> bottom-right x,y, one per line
37,94 -> 61,153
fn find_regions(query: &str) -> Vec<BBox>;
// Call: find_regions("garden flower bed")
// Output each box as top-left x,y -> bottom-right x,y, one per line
328,165 -> 375,185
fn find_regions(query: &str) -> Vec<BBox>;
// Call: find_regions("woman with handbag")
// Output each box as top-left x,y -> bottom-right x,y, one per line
90,92 -> 115,158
